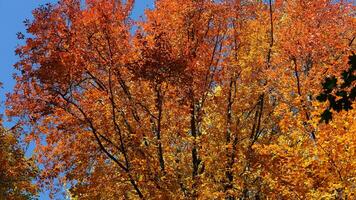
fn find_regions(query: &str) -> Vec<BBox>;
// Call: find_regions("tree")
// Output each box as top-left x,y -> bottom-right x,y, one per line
7,0 -> 356,199
0,120 -> 38,199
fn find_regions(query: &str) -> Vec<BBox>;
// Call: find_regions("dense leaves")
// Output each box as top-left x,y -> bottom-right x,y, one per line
317,54 -> 356,123
5,0 -> 356,199
0,122 -> 38,199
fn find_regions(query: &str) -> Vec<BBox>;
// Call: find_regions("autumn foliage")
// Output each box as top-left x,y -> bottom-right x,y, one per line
6,0 -> 356,199
0,121 -> 38,199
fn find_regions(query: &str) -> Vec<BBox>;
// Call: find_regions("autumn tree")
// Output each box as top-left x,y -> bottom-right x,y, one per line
0,119 -> 38,199
7,0 -> 356,199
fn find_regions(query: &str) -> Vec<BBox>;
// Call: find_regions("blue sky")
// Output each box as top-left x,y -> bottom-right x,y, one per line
0,0 -> 153,199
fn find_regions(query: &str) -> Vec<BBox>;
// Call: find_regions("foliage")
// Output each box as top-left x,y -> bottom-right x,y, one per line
317,54 -> 356,123
6,0 -> 356,199
0,121 -> 38,199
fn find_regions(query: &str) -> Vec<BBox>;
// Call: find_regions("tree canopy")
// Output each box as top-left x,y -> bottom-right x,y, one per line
0,121 -> 38,199
5,0 -> 356,199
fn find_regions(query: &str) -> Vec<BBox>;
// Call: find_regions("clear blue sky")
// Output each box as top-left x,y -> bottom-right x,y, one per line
0,0 -> 153,199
